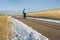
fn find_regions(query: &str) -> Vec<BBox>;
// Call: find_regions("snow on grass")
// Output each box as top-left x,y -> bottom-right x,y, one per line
8,17 -> 49,40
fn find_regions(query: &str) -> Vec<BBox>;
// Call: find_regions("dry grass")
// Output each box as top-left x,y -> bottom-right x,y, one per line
16,8 -> 60,19
0,16 -> 10,40
26,9 -> 60,20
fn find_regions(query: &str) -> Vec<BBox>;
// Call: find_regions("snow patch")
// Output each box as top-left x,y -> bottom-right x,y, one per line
8,17 -> 49,40
27,17 -> 60,24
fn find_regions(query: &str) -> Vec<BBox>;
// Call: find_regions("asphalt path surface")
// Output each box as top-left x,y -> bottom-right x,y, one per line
14,17 -> 60,40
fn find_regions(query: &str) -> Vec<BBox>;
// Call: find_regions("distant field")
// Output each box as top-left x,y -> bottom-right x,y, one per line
18,9 -> 60,20
26,9 -> 60,20
0,16 -> 10,40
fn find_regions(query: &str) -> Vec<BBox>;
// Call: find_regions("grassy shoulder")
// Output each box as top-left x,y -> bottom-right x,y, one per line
0,16 -> 10,40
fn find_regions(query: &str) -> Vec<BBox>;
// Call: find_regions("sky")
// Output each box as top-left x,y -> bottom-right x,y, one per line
0,0 -> 60,15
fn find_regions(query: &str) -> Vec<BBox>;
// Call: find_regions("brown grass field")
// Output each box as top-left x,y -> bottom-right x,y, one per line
27,9 -> 60,19
18,8 -> 60,20
0,16 -> 10,40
